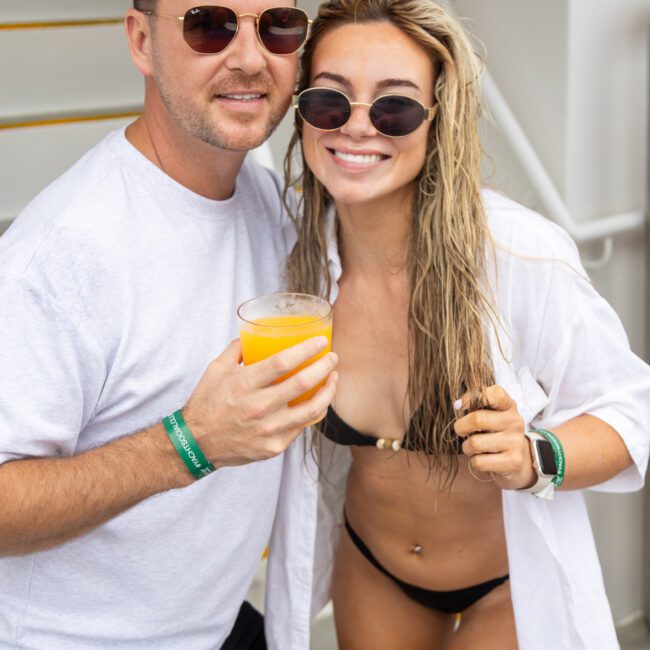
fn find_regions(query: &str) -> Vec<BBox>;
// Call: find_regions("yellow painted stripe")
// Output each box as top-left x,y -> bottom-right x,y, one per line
0,111 -> 141,131
0,18 -> 123,30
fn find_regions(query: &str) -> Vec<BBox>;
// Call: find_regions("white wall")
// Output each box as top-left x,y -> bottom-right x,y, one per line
0,2 -> 137,228
454,0 -> 649,624
567,3 -> 649,626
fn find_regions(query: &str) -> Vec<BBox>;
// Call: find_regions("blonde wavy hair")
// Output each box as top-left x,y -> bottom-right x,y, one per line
284,0 -> 497,483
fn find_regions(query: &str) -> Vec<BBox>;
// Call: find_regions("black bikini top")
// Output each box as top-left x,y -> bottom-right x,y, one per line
323,406 -> 463,454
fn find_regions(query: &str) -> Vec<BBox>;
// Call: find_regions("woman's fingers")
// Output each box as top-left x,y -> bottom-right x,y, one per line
468,440 -> 534,485
454,385 -> 523,438
461,431 -> 514,456
454,384 -> 515,413
454,409 -> 523,437
454,385 -> 533,489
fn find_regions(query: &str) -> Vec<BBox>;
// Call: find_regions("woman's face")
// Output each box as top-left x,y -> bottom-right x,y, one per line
301,21 -> 435,208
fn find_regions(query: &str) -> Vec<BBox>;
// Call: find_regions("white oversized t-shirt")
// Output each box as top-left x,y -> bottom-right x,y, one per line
0,129 -> 293,649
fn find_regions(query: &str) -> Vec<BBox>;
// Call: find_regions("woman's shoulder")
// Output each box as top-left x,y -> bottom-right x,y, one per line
480,190 -> 595,322
480,188 -> 580,267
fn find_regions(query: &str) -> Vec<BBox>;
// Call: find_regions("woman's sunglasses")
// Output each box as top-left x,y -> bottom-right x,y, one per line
138,5 -> 312,56
294,87 -> 437,138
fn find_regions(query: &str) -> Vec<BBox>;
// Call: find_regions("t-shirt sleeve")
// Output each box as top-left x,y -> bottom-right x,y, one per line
0,274 -> 106,465
526,253 -> 650,493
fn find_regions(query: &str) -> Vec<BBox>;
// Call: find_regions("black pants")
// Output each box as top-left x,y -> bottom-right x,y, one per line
221,601 -> 266,650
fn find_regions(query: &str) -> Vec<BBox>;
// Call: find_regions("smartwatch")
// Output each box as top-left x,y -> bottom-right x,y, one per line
518,430 -> 558,500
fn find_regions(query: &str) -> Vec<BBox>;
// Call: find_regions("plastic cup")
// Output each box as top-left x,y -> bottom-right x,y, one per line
237,293 -> 333,405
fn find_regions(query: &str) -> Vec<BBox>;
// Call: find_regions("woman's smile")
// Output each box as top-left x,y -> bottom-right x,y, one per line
327,145 -> 391,171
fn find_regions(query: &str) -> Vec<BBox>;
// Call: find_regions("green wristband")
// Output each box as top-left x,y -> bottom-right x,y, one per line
534,428 -> 565,488
162,410 -> 215,480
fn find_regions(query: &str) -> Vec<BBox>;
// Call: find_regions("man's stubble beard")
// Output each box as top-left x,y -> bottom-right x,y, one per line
152,58 -> 290,152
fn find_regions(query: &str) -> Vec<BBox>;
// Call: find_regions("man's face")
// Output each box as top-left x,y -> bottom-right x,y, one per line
148,1 -> 299,151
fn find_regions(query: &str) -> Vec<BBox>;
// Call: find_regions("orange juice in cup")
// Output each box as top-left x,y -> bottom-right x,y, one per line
237,293 -> 333,406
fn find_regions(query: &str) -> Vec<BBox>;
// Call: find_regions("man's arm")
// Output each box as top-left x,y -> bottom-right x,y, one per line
0,338 -> 337,556
0,423 -> 187,555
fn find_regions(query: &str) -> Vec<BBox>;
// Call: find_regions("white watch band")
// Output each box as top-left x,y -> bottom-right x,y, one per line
518,431 -> 555,500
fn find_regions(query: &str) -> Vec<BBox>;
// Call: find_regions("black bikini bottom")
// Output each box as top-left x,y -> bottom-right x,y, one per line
344,515 -> 509,614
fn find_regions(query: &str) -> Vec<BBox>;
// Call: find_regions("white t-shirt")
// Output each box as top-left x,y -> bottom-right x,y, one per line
0,129 -> 294,649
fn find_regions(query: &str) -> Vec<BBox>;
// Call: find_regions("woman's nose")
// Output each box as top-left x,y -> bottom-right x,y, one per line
339,103 -> 378,139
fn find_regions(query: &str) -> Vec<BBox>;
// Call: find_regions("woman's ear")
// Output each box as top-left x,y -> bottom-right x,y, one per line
124,9 -> 154,78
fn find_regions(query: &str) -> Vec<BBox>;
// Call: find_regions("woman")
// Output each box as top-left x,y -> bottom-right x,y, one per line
283,1 -> 650,648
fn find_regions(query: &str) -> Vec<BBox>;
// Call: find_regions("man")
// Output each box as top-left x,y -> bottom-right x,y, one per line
0,2 -> 336,648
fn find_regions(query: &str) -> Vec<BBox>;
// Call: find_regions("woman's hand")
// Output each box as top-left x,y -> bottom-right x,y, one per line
453,385 -> 536,491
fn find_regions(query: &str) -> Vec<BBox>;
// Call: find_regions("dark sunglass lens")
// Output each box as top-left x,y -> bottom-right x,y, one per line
183,6 -> 237,54
299,89 -> 351,130
258,8 -> 309,55
371,96 -> 425,136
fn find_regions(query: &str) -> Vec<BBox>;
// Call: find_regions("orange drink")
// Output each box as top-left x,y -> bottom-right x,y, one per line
237,293 -> 333,405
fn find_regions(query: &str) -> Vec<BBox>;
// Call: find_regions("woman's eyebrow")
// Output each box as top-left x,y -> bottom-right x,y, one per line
312,72 -> 352,89
312,72 -> 420,92
376,78 -> 420,91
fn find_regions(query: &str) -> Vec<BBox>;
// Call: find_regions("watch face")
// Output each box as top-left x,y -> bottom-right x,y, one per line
535,439 -> 558,476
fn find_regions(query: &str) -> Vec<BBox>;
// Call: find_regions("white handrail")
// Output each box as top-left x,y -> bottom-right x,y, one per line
482,70 -> 646,245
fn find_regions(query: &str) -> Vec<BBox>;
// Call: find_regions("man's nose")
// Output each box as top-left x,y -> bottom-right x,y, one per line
223,16 -> 267,74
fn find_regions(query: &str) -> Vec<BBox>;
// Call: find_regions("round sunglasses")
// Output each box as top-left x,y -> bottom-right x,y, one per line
138,5 -> 312,56
294,87 -> 437,138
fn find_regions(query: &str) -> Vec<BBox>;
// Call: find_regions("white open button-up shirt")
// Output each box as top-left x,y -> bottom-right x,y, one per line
267,189 -> 650,650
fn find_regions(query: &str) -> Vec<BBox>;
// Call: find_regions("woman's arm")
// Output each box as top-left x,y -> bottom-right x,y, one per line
454,385 -> 633,492
546,413 -> 632,490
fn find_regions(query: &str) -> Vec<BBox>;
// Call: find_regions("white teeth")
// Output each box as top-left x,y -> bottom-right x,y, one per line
333,150 -> 384,164
222,94 -> 263,100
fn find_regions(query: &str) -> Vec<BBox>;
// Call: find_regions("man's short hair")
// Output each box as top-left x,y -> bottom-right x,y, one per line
133,0 -> 157,10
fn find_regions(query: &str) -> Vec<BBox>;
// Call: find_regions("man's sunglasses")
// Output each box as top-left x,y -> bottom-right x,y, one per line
294,87 -> 437,138
138,5 -> 312,56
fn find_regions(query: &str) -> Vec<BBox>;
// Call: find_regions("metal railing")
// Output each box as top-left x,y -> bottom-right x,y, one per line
0,18 -> 123,30
641,41 -> 650,629
482,70 -> 645,267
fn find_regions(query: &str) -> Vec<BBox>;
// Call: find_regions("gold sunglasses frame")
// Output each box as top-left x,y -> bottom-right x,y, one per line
293,87 -> 438,138
137,5 -> 312,56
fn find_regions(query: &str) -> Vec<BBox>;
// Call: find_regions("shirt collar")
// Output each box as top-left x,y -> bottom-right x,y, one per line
325,203 -> 342,302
